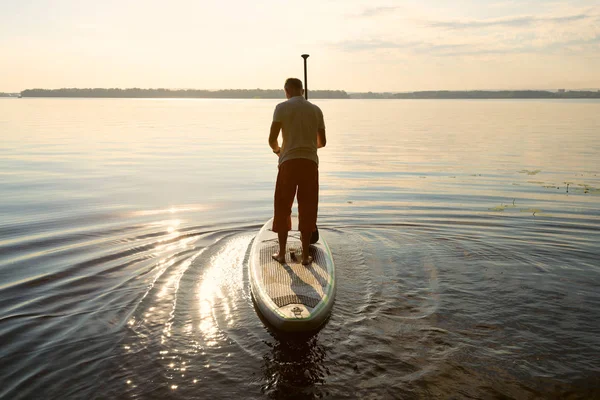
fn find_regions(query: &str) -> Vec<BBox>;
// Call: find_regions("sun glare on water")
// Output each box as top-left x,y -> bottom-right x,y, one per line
197,235 -> 252,346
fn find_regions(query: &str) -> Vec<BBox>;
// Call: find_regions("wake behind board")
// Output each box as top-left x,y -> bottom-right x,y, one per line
249,216 -> 335,332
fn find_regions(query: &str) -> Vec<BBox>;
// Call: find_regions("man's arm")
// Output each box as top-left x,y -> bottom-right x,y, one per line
269,121 -> 282,153
317,128 -> 326,148
316,106 -> 326,148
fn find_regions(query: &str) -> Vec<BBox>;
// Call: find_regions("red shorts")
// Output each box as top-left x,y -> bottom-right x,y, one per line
272,158 -> 319,233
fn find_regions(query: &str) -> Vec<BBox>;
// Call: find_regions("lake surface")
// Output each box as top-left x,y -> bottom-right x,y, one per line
1,98 -> 599,399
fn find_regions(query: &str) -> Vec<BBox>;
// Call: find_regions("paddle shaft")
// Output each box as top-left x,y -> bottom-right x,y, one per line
301,54 -> 309,100
301,54 -> 319,244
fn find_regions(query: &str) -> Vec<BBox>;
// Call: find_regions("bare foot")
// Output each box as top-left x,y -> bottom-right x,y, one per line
301,255 -> 313,266
272,253 -> 286,263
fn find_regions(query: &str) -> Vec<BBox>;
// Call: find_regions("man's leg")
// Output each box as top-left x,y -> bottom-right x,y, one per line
272,161 -> 297,263
297,159 -> 319,265
299,228 -> 312,265
275,231 -> 288,263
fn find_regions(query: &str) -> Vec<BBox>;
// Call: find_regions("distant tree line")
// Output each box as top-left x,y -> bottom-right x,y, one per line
20,88 -> 350,99
0,92 -> 19,97
350,90 -> 600,99
16,88 -> 600,99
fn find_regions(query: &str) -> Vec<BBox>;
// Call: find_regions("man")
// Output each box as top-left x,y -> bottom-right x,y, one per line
269,77 -> 327,265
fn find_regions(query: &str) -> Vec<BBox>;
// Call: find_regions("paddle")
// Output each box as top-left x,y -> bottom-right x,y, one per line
302,54 -> 320,244
302,54 -> 309,100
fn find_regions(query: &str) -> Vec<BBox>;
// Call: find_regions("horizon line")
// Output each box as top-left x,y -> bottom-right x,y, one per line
3,87 -> 600,93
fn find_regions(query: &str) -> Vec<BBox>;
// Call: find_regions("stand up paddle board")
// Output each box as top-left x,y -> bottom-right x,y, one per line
249,216 -> 335,332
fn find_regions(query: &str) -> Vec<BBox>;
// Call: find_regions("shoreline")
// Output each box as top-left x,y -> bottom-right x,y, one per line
12,88 -> 600,100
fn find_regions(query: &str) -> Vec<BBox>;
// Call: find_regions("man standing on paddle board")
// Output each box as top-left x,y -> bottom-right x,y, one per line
269,77 -> 327,265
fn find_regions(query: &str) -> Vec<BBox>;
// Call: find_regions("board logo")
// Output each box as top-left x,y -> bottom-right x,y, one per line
292,306 -> 303,318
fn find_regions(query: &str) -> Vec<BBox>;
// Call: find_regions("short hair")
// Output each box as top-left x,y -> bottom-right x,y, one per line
284,78 -> 303,91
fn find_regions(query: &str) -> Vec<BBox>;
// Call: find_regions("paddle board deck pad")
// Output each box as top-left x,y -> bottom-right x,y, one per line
249,216 -> 335,332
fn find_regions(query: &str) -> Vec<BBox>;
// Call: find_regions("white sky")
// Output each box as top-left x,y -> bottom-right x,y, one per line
1,0 -> 599,92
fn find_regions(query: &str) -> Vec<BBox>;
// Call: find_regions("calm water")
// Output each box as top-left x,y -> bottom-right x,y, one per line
1,98 -> 599,399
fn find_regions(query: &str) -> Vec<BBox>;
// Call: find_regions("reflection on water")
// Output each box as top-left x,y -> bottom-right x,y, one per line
261,333 -> 328,399
0,98 -> 599,399
197,235 -> 248,346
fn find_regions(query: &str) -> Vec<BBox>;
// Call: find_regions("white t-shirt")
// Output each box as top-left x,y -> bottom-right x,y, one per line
273,95 -> 325,166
